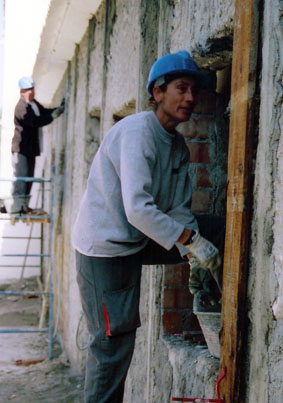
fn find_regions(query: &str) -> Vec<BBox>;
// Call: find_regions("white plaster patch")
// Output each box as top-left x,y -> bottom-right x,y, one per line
272,104 -> 283,319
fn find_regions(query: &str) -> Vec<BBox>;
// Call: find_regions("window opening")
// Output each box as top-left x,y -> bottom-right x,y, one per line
162,65 -> 231,358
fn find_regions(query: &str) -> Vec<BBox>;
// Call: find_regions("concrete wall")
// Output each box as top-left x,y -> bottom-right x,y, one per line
246,0 -> 283,402
35,0 -> 283,401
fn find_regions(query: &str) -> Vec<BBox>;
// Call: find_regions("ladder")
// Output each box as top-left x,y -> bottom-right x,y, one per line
0,168 -> 55,359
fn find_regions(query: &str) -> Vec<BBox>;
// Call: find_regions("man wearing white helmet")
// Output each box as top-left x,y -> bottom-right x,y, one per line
10,76 -> 65,213
72,50 -> 225,403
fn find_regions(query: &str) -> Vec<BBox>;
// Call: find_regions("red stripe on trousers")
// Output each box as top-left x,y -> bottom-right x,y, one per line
102,297 -> 112,336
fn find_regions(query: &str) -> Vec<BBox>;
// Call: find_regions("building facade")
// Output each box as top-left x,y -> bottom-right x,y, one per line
29,0 -> 283,401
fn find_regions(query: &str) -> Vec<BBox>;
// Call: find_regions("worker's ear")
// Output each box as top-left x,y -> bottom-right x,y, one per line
152,86 -> 163,103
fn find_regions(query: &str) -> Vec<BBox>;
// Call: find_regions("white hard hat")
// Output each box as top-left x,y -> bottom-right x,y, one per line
18,76 -> 35,89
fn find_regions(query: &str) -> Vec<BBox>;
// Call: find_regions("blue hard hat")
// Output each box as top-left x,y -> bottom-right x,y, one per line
146,50 -> 208,95
18,76 -> 35,90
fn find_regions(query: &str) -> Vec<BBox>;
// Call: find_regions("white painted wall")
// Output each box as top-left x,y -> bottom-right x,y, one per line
0,0 -> 51,193
0,0 -> 50,281
0,0 -> 4,115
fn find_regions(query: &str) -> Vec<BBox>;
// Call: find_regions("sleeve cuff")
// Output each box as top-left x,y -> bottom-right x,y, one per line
175,242 -> 190,258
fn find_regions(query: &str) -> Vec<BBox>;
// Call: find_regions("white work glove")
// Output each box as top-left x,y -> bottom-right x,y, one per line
185,232 -> 222,273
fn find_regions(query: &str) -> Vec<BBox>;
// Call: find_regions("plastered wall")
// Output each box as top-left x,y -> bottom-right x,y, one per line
247,0 -> 283,402
37,0 -> 283,401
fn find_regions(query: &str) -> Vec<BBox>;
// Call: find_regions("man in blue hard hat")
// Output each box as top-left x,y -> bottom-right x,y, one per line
9,76 -> 65,213
72,50 -> 224,403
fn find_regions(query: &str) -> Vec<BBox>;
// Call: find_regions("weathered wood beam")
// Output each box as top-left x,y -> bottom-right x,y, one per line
220,1 -> 260,402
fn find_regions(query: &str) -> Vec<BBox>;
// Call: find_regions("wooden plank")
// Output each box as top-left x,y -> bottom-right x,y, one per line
220,1 -> 260,402
0,213 -> 50,224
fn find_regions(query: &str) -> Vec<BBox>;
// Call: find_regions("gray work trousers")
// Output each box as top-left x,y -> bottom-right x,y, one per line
7,153 -> 36,212
75,215 -> 225,403
12,152 -> 36,196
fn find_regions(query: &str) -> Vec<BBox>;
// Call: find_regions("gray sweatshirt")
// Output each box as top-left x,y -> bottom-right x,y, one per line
72,111 -> 198,257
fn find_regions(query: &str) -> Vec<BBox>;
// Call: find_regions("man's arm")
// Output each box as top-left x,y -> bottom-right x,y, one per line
16,100 -> 54,128
109,127 -> 186,251
177,227 -> 193,245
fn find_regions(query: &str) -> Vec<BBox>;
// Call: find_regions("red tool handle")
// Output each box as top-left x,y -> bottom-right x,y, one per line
172,367 -> 226,403
172,399 -> 223,402
216,367 -> 226,400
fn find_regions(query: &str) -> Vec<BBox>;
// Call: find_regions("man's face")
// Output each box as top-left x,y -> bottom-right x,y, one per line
154,76 -> 198,130
21,87 -> 35,101
27,87 -> 35,101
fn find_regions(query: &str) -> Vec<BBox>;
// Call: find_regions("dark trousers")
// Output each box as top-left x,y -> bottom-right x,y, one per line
12,152 -> 36,196
75,215 -> 225,403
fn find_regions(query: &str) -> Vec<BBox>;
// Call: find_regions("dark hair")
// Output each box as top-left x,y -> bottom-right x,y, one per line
148,82 -> 168,110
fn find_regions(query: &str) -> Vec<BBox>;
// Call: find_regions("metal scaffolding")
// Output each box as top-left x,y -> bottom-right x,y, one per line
0,169 -> 55,359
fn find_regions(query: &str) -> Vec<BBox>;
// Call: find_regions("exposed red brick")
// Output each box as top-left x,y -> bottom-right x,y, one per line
182,117 -> 213,140
187,142 -> 210,163
197,166 -> 212,188
197,117 -> 213,139
164,264 -> 189,286
163,289 -> 176,309
182,119 -> 197,138
177,289 -> 194,308
163,288 -> 193,309
191,190 -> 212,213
162,311 -> 182,334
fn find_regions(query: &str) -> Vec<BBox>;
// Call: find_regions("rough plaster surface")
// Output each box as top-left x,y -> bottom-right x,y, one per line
41,33 -> 93,372
247,0 -> 283,401
88,5 -> 105,117
159,0 -> 234,69
103,0 -> 140,133
65,33 -> 94,372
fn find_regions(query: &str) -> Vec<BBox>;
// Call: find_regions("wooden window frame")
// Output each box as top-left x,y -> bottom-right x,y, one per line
220,0 -> 260,401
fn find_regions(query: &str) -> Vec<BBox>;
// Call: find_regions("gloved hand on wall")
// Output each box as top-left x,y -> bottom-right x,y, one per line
52,98 -> 65,119
193,290 -> 221,312
189,258 -> 214,294
188,257 -> 222,312
184,232 -> 222,274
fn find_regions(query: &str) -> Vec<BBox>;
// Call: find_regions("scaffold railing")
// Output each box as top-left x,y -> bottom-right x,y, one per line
0,168 -> 55,359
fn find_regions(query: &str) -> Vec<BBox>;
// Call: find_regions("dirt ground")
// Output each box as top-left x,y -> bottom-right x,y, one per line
0,277 -> 84,402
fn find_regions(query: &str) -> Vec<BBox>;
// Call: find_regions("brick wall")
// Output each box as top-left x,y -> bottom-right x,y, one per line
162,90 -> 227,336
162,262 -> 196,334
185,91 -> 217,215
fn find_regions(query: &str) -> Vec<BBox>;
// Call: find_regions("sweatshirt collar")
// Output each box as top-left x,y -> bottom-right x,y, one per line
150,111 -> 177,143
